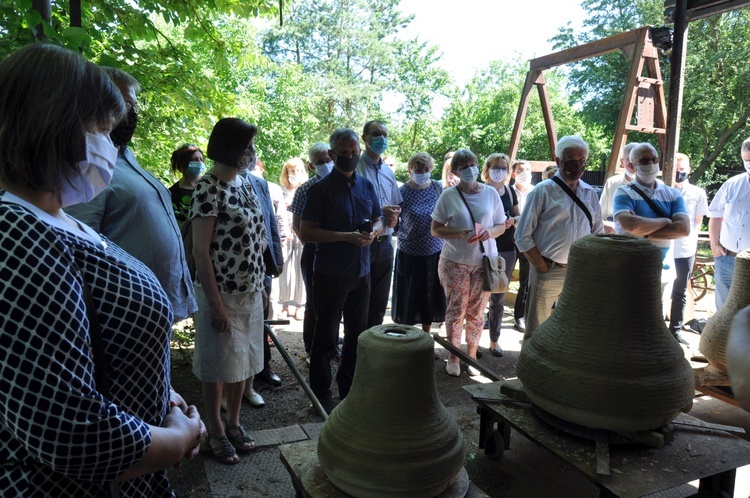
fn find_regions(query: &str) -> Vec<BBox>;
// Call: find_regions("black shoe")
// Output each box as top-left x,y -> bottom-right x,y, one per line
514,318 -> 526,332
476,347 -> 483,359
489,346 -> 504,357
318,396 -> 338,415
673,332 -> 689,346
255,367 -> 282,387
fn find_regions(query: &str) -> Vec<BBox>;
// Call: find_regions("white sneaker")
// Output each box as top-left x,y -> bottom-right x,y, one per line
445,362 -> 460,377
468,365 -> 481,377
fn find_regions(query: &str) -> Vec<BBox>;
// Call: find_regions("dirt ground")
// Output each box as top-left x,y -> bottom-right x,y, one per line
165,290 -> 750,498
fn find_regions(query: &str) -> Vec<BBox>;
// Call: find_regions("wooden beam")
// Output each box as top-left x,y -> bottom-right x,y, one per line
530,28 -> 647,71
507,70 -> 541,165
536,75 -> 557,161
607,29 -> 649,180
665,0 -> 750,21
663,0 -> 690,187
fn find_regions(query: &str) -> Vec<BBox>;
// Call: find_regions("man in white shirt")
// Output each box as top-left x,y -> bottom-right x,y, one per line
708,137 -> 750,309
670,153 -> 708,340
515,136 -> 604,339
599,143 -> 636,233
356,120 -> 403,328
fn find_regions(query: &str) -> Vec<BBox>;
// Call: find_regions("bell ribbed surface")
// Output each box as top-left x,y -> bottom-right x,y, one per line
700,250 -> 750,373
517,234 -> 694,432
317,324 -> 464,498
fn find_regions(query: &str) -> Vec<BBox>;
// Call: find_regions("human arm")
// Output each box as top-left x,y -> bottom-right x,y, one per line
523,246 -> 549,275
614,212 -> 671,238
431,219 -> 473,241
646,213 -> 690,240
727,305 -> 750,412
708,217 -> 727,257
300,219 -> 374,247
292,213 -> 304,242
192,215 -> 228,331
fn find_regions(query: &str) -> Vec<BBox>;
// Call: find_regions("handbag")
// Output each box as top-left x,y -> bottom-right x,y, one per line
455,188 -> 509,293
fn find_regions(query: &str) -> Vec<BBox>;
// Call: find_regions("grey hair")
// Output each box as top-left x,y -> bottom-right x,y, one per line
100,66 -> 141,93
742,137 -> 750,154
621,142 -> 637,161
329,128 -> 359,149
629,142 -> 658,163
308,141 -> 329,160
555,135 -> 589,158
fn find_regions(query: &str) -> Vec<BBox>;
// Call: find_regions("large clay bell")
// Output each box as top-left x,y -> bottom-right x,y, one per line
317,324 -> 465,498
517,234 -> 694,432
700,250 -> 750,373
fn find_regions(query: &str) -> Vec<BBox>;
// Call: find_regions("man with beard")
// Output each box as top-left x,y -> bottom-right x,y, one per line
300,128 -> 382,414
65,67 -> 197,322
515,136 -> 604,339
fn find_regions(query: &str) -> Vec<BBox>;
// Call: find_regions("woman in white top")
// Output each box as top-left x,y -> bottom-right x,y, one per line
431,149 -> 506,377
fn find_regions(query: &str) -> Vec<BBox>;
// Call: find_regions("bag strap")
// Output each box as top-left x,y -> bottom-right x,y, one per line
551,176 -> 593,232
455,187 -> 486,254
431,180 -> 441,198
80,278 -> 112,399
629,183 -> 667,218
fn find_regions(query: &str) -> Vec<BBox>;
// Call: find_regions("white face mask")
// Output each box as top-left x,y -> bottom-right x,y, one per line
636,163 -> 660,184
624,168 -> 635,180
316,161 -> 333,178
744,161 -> 750,174
288,173 -> 299,185
61,132 -> 118,207
458,166 -> 478,184
411,172 -> 431,186
515,170 -> 531,185
489,169 -> 507,183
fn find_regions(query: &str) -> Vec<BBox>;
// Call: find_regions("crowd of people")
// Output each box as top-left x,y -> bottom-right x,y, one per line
2,42 -> 750,496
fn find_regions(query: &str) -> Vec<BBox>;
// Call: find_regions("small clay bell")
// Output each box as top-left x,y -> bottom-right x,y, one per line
317,324 -> 465,498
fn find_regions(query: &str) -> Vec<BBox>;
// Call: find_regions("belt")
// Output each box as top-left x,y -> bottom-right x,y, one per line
726,250 -> 737,257
375,234 -> 391,242
542,257 -> 566,269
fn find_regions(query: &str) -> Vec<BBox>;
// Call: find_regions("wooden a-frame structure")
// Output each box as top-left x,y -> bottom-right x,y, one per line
507,26 -> 666,180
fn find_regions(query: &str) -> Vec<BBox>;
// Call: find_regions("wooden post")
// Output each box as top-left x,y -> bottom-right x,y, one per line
70,0 -> 82,28
31,0 -> 50,39
663,0 -> 689,187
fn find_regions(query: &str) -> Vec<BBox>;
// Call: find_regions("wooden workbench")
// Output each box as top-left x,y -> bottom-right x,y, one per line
464,381 -> 750,498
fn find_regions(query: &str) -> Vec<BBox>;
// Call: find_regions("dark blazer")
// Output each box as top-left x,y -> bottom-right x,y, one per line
244,173 -> 283,274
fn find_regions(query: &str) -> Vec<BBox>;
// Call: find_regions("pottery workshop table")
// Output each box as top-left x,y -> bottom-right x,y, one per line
464,381 -> 750,498
278,439 -> 489,498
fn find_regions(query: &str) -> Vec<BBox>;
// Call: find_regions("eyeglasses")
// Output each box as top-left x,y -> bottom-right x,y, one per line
634,157 -> 658,166
560,159 -> 586,169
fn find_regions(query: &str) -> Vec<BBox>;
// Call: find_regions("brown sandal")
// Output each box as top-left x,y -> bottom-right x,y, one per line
207,433 -> 239,464
226,424 -> 256,452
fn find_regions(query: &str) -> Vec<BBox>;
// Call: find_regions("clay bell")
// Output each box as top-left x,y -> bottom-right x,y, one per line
517,234 -> 694,432
700,250 -> 750,373
317,324 -> 465,498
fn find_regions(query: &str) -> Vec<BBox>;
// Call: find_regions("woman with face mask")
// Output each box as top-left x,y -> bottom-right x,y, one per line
482,154 -> 521,357
431,149 -> 507,377
169,143 -> 206,226
190,118 -> 268,465
0,44 -> 205,496
391,153 -> 447,351
278,158 -> 309,321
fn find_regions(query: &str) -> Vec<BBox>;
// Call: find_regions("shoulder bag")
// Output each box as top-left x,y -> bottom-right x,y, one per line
551,176 -> 593,232
456,188 -> 508,293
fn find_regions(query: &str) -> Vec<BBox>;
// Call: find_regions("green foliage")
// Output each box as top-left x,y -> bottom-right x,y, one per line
429,59 -> 606,172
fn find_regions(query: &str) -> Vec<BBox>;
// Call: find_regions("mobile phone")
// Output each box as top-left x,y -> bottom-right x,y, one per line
357,219 -> 373,233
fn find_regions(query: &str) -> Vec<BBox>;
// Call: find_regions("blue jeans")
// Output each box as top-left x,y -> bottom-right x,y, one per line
669,256 -> 694,334
714,254 -> 735,310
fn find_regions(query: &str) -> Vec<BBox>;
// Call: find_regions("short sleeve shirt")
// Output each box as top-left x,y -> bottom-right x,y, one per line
707,173 -> 750,253
397,181 -> 443,256
189,174 -> 267,294
674,182 -> 708,258
302,169 -> 381,277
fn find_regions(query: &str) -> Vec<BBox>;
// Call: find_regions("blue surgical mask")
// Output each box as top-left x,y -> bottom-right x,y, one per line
411,172 -> 431,186
316,161 -> 334,178
458,166 -> 479,184
186,161 -> 205,177
370,136 -> 388,155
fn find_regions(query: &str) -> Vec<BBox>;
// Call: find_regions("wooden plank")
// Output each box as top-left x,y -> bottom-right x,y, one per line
624,125 -> 667,134
536,75 -> 557,161
529,28 -> 645,71
507,70 -> 539,164
696,385 -> 740,407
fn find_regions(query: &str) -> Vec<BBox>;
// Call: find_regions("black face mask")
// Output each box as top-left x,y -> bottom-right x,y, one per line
110,107 -> 138,148
334,153 -> 360,173
675,171 -> 688,183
